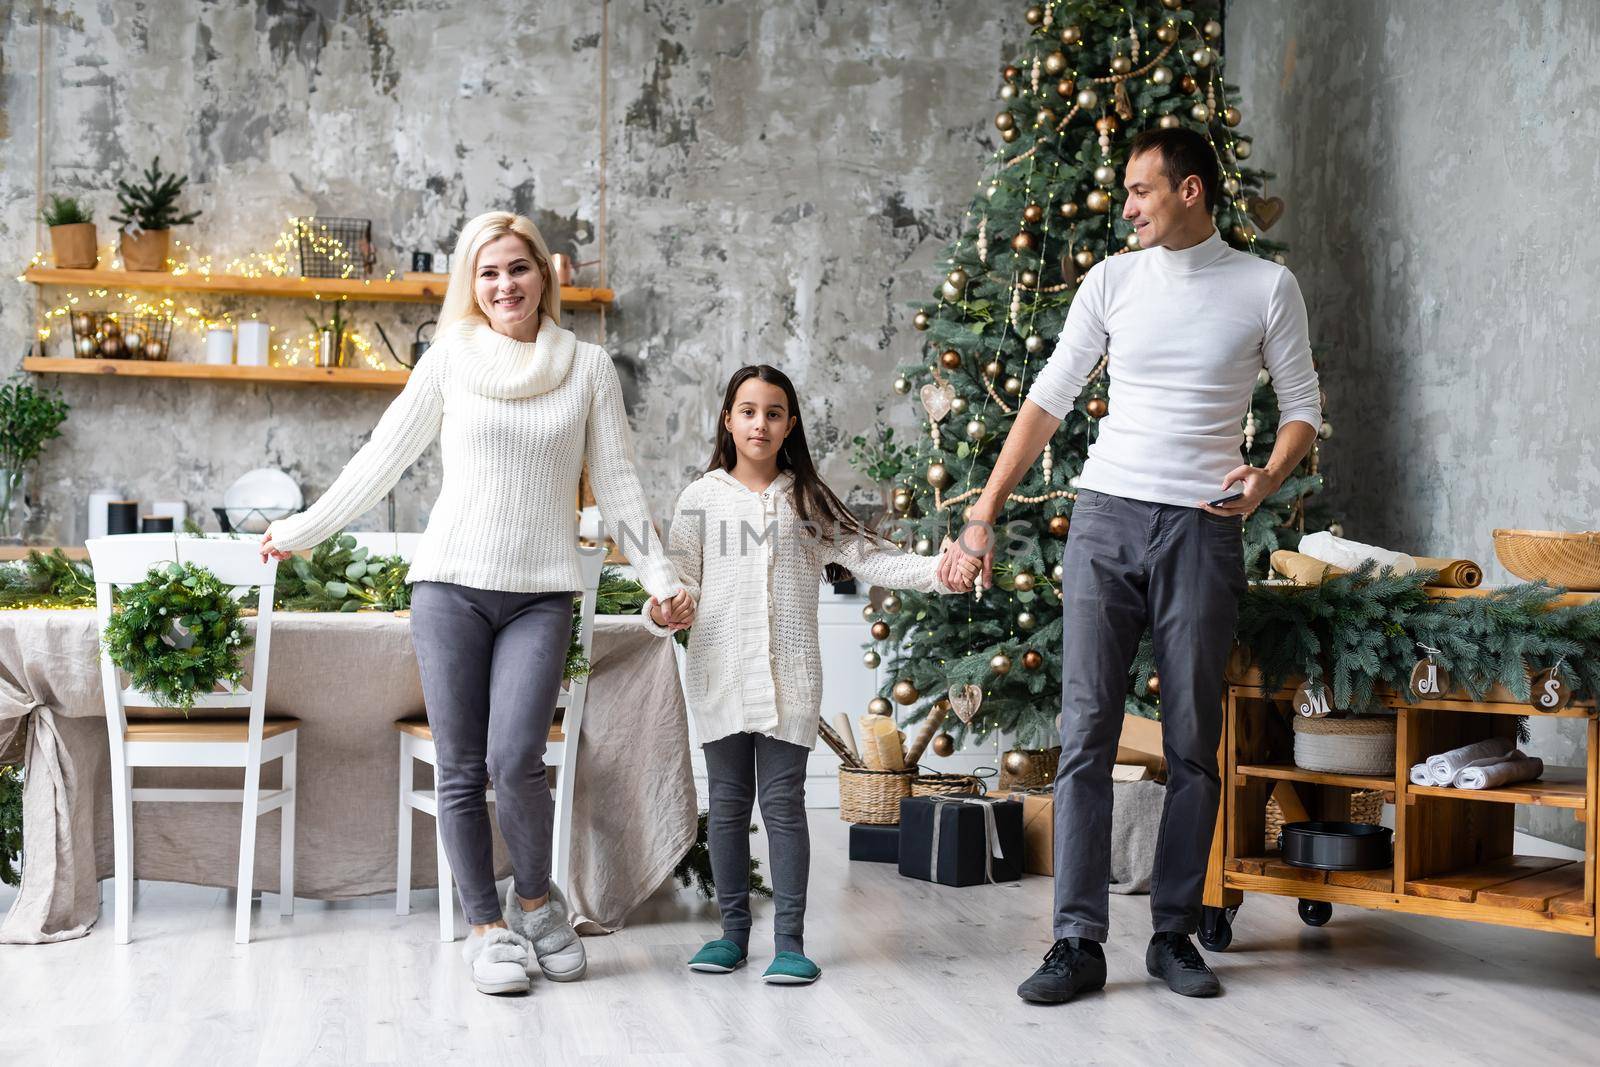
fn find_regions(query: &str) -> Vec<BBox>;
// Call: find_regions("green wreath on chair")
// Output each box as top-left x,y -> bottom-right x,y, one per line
102,561 -> 253,712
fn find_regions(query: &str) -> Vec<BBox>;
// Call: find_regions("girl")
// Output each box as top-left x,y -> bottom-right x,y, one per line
261,212 -> 693,996
645,365 -> 977,984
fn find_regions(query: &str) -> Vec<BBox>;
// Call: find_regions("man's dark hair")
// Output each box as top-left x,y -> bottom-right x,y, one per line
1129,127 -> 1220,212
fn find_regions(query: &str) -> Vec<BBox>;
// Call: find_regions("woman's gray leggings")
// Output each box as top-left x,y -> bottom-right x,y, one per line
410,581 -> 574,926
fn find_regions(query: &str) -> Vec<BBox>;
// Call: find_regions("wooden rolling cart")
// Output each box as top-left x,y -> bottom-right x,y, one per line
1200,632 -> 1598,959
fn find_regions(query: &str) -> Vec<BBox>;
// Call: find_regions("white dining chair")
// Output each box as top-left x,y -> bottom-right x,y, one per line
86,532 -> 297,945
394,545 -> 606,940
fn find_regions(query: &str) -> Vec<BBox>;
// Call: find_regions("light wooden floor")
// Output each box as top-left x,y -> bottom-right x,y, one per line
4,816 -> 1597,1066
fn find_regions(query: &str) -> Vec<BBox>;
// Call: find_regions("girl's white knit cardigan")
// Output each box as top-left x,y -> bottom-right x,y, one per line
647,469 -> 952,749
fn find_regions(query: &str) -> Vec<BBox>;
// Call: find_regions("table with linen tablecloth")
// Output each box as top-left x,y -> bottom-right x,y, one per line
0,610 -> 697,944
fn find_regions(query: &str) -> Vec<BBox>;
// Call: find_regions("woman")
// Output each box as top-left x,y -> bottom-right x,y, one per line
261,211 -> 693,995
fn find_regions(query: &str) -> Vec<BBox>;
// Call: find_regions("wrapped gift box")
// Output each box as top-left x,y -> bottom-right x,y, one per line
897,794 -> 1023,886
847,823 -> 900,864
987,788 -> 1054,876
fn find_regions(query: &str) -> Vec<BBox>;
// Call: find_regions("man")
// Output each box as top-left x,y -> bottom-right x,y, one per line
939,127 -> 1321,1003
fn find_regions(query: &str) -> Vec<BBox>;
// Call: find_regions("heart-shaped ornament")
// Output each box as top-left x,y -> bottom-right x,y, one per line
921,383 -> 955,423
1248,195 -> 1285,231
947,683 -> 984,724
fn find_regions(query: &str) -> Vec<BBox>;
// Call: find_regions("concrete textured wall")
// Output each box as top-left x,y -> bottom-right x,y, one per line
0,0 -> 1006,538
1228,0 -> 1600,848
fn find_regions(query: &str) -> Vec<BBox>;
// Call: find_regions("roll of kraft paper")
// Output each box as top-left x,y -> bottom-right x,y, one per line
1271,549 -> 1347,587
861,714 -> 905,771
903,702 -> 950,767
1412,556 -> 1483,588
856,714 -> 885,769
817,717 -> 864,768
831,713 -> 859,761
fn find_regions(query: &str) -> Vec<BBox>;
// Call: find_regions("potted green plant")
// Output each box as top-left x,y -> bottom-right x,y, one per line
42,194 -> 98,269
0,377 -> 70,540
306,301 -> 354,368
112,157 -> 201,272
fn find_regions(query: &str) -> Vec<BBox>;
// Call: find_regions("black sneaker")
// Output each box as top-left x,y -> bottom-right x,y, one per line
1016,937 -> 1108,1004
1145,932 -> 1222,997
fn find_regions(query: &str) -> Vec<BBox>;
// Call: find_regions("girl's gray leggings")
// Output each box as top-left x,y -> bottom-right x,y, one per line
410,581 -> 574,925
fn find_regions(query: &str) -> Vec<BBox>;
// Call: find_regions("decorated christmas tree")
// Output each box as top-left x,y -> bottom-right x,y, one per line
852,0 -> 1334,750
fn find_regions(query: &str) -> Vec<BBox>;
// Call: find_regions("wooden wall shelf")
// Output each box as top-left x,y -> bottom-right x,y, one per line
21,357 -> 409,389
23,268 -> 614,311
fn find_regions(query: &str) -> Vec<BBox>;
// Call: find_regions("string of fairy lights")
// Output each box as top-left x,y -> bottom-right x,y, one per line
22,218 -> 408,370
867,0 -> 1301,731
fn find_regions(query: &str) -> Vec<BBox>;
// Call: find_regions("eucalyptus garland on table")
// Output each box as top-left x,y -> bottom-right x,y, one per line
101,561 -> 252,712
273,533 -> 411,612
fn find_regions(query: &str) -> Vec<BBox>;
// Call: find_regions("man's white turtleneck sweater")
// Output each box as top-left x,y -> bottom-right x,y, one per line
266,317 -> 681,602
1027,229 -> 1322,508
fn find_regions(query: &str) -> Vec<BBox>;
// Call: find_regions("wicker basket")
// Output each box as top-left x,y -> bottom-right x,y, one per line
998,747 -> 1060,791
838,765 -> 917,824
1265,789 -> 1383,851
1293,715 -> 1396,775
912,771 -> 984,797
1492,529 -> 1600,590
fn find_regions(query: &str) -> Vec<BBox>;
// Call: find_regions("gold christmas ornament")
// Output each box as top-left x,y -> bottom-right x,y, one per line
1060,25 -> 1082,46
1001,749 -> 1030,775
1180,74 -> 1198,93
966,418 -> 987,440
1060,201 -> 1080,219
1022,203 -> 1044,224
1004,376 -> 1022,395
1052,562 -> 1064,581
991,653 -> 1013,676
913,311 -> 930,330
1086,396 -> 1108,418
1329,522 -> 1345,538
892,488 -> 913,512
914,537 -> 932,554
1162,0 -> 1183,8
1023,649 -> 1044,671
1222,106 -> 1242,127
1094,164 -> 1117,186
1319,420 -> 1334,440
1043,51 -> 1067,76
1150,65 -> 1173,86
1155,22 -> 1179,44
1010,231 -> 1035,253
1001,128 -> 1019,143
999,83 -> 1018,101
984,358 -> 1004,378
1095,115 -> 1119,135
870,621 -> 891,641
1109,54 -> 1132,75
995,112 -> 1015,132
1125,232 -> 1141,249
1056,78 -> 1076,98
931,732 -> 956,757
1147,673 -> 1161,696
868,696 -> 893,716
1014,571 -> 1036,591
893,679 -> 920,705
949,397 -> 967,416
1074,248 -> 1097,269
1024,333 -> 1045,353
1190,102 -> 1213,122
1204,19 -> 1223,39
1003,65 -> 1020,81
1234,139 -> 1253,159
1192,47 -> 1216,68
893,376 -> 911,395
1048,515 -> 1071,537
862,649 -> 881,668
1017,610 -> 1037,631
1024,5 -> 1044,25
1158,114 -> 1181,129
1086,189 -> 1111,213
926,462 -> 952,489
882,593 -> 902,614
1020,270 -> 1039,288
940,349 -> 962,369
1075,87 -> 1099,110
1034,107 -> 1058,128
946,267 -> 968,290
1224,177 -> 1241,196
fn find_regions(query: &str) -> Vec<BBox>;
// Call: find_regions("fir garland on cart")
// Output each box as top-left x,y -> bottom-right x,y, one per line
100,561 -> 252,712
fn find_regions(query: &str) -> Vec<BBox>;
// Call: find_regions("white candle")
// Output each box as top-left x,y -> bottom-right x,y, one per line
236,321 -> 270,365
204,327 -> 234,365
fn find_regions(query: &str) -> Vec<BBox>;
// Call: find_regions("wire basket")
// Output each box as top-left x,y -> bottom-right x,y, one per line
837,765 -> 917,825
67,310 -> 174,360
293,216 -> 377,279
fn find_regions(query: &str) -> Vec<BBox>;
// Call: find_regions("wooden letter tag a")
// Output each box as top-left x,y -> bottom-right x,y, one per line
1529,667 -> 1572,713
1410,658 -> 1450,698
1293,682 -> 1333,718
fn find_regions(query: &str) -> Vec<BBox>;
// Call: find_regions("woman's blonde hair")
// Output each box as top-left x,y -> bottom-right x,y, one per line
438,211 -> 562,331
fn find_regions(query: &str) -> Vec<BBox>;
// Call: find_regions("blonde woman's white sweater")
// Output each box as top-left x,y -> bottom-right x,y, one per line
647,469 -> 953,749
266,318 -> 681,602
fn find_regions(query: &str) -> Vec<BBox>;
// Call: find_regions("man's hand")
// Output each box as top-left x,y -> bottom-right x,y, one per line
938,517 -> 996,593
1200,465 -> 1281,519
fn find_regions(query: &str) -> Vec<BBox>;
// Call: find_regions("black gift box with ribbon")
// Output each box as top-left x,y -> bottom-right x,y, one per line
896,794 -> 1024,886
847,823 -> 901,864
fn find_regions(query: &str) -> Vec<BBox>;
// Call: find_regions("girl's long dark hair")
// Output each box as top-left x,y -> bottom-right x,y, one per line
708,365 -> 866,547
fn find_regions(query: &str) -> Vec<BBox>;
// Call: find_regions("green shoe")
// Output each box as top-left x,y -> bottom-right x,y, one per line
762,951 -> 821,985
687,939 -> 747,974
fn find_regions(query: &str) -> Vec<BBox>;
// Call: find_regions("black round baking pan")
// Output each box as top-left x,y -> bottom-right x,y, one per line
1277,821 -> 1393,871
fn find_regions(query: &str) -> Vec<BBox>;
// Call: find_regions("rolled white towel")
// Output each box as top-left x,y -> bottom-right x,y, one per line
1299,531 -> 1417,574
1409,763 -> 1432,786
1455,754 -> 1544,791
1425,737 -> 1514,786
